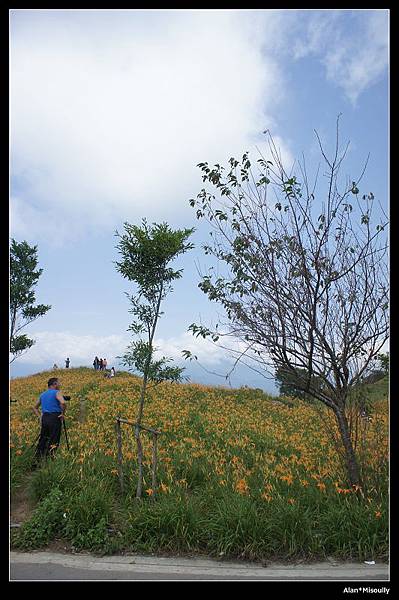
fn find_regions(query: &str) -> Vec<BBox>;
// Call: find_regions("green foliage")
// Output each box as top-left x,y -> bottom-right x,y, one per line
62,485 -> 114,551
361,353 -> 389,385
121,340 -> 185,384
11,445 -> 36,497
186,129 -> 388,491
123,493 -> 205,553
363,376 -> 388,403
115,219 -> 194,498
115,220 -> 194,389
13,487 -> 64,550
68,517 -> 108,551
119,487 -> 387,561
275,366 -> 323,402
10,239 -> 51,362
377,352 -> 389,374
11,369 -> 388,560
14,458 -> 116,552
115,220 -> 194,293
10,334 -> 35,357
28,457 -> 79,503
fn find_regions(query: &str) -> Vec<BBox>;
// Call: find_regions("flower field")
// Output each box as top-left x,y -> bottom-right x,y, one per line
10,368 -> 388,560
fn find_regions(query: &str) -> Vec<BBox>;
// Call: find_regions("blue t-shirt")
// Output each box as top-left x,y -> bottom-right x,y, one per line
40,389 -> 62,413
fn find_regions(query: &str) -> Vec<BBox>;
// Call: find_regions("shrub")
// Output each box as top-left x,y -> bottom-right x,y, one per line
13,487 -> 64,550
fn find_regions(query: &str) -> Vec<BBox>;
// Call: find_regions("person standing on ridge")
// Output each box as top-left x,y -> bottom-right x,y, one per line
65,357 -> 70,369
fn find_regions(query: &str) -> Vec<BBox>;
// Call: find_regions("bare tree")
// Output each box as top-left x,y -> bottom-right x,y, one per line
187,117 -> 388,488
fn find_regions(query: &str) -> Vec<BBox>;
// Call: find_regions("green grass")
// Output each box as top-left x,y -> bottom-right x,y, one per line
364,376 -> 388,402
10,369 -> 388,561
11,451 -> 388,561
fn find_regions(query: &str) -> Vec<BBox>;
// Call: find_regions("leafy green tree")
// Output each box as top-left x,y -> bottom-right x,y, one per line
10,239 -> 51,363
275,366 -> 324,401
362,352 -> 389,384
115,219 -> 194,498
377,352 -> 389,374
361,352 -> 389,385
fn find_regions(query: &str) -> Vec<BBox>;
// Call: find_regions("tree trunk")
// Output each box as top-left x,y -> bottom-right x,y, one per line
151,433 -> 158,498
116,418 -> 124,495
135,424 -> 144,499
135,372 -> 148,499
137,372 -> 148,427
335,408 -> 362,488
135,281 -> 164,498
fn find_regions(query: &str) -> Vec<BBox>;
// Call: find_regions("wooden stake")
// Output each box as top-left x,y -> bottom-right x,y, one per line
114,417 -> 162,500
152,433 -> 158,497
79,396 -> 86,423
116,418 -> 124,494
135,424 -> 144,499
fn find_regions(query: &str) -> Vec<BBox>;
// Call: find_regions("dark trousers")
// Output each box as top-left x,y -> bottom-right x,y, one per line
35,413 -> 62,459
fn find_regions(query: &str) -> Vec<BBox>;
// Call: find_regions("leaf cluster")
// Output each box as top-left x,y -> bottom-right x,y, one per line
119,340 -> 185,384
10,239 -> 51,361
115,220 -> 194,385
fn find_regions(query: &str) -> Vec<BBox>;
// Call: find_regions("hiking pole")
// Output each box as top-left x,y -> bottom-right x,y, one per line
62,417 -> 70,451
30,412 -> 44,449
29,431 -> 41,449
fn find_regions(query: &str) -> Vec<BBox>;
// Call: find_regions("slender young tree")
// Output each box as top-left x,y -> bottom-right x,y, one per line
115,219 -> 194,498
186,118 -> 388,489
10,239 -> 51,363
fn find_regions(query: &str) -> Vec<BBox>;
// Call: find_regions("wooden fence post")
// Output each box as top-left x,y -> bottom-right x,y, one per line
116,418 -> 124,494
79,396 -> 86,423
152,433 -> 158,497
114,417 -> 161,500
135,424 -> 144,499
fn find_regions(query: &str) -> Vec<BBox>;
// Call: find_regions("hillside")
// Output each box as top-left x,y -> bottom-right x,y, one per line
10,368 -> 388,561
362,375 -> 388,402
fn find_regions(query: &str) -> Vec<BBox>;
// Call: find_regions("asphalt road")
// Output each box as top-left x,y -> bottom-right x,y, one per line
10,552 -> 390,582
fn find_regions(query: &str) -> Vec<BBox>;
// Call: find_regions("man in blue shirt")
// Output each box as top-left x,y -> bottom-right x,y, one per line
33,377 -> 67,461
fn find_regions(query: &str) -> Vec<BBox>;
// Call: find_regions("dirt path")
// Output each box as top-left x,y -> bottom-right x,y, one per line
10,473 -> 35,526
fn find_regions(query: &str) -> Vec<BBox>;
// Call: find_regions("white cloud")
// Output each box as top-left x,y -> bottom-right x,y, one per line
323,11 -> 389,105
11,10 -> 386,244
10,10 -> 292,242
292,11 -> 342,60
14,327 -> 246,371
292,9 -> 388,105
10,195 -> 80,247
155,330 -> 227,367
16,330 -> 129,367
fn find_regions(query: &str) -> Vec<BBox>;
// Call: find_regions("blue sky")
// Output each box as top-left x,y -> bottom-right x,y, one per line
10,9 -> 389,393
